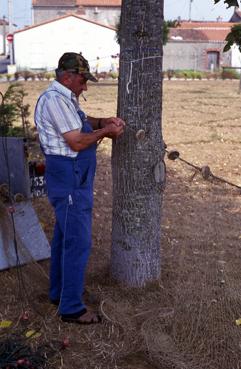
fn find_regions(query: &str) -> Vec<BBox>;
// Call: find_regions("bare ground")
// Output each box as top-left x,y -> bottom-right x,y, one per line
0,80 -> 241,369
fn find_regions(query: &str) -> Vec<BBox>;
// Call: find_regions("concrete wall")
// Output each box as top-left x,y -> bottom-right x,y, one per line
0,24 -> 9,37
33,6 -> 120,27
84,7 -> 120,27
0,34 -> 4,54
14,15 -> 119,72
231,44 -> 241,69
33,7 -> 81,25
163,41 -> 231,71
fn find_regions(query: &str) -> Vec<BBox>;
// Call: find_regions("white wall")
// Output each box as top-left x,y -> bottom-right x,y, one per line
231,44 -> 241,71
0,35 -> 9,55
14,16 -> 119,72
0,34 -> 3,54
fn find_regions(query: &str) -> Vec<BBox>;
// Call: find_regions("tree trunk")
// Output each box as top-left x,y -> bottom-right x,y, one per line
111,0 -> 165,286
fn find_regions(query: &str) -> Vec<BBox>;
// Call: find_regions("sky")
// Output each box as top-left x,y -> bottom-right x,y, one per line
164,0 -> 234,22
0,0 -> 236,29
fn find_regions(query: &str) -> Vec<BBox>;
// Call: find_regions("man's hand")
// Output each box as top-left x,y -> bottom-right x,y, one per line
100,117 -> 125,139
104,122 -> 124,139
102,117 -> 125,129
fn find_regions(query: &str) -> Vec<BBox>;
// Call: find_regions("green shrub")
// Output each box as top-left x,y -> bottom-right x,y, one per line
181,70 -> 194,79
222,68 -> 240,80
192,71 -> 203,80
0,83 -> 31,137
203,71 -> 211,79
44,72 -> 55,81
6,126 -> 24,137
174,70 -> 185,79
109,72 -> 118,79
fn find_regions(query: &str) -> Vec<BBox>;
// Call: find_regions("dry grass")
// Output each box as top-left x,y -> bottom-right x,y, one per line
0,79 -> 241,368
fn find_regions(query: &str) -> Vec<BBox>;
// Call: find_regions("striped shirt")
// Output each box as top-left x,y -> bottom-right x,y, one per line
34,80 -> 84,157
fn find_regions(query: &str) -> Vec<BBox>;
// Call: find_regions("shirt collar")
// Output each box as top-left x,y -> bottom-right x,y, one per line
49,80 -> 79,106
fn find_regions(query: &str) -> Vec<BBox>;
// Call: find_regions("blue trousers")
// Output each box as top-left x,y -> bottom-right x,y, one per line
45,146 -> 96,315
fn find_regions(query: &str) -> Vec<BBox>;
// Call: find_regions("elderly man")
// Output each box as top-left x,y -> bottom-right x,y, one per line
35,52 -> 124,324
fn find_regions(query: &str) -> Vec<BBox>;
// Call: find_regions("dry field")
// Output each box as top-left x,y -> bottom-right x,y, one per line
1,79 -> 241,369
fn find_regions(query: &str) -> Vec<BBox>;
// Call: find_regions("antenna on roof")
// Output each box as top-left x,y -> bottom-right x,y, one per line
189,0 -> 193,21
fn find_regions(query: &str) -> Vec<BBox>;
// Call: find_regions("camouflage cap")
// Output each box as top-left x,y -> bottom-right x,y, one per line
58,52 -> 98,82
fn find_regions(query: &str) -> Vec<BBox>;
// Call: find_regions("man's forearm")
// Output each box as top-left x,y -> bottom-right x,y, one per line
72,129 -> 107,151
87,116 -> 106,130
63,127 -> 107,152
63,118 -> 124,151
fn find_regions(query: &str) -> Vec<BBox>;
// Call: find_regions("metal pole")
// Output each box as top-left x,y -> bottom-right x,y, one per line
3,15 -> 6,56
189,0 -> 193,21
8,0 -> 13,64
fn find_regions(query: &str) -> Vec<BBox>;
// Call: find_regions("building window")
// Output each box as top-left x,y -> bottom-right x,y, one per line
207,51 -> 220,71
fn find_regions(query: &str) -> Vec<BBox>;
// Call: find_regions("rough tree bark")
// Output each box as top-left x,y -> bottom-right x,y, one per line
111,0 -> 165,286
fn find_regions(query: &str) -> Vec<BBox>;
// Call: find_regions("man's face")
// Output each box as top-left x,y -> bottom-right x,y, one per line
67,72 -> 88,97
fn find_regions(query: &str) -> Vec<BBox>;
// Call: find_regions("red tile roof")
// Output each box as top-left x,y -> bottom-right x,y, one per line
78,0 -> 121,4
169,28 -> 230,42
32,0 -> 121,6
33,0 -> 77,5
169,21 -> 234,42
178,21 -> 233,28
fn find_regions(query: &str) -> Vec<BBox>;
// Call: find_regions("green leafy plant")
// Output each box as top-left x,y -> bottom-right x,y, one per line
44,72 -> 55,81
224,24 -> 241,52
163,20 -> 179,45
0,92 -> 18,136
0,84 -> 31,137
173,70 -> 184,79
221,67 -> 240,79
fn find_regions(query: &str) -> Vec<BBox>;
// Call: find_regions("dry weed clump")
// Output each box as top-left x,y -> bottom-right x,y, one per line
87,299 -> 142,367
141,312 -> 189,369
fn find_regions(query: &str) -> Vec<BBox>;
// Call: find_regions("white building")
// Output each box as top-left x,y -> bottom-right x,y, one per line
14,14 -> 119,72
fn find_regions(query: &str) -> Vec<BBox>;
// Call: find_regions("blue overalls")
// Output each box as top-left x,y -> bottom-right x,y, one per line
44,110 -> 96,316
